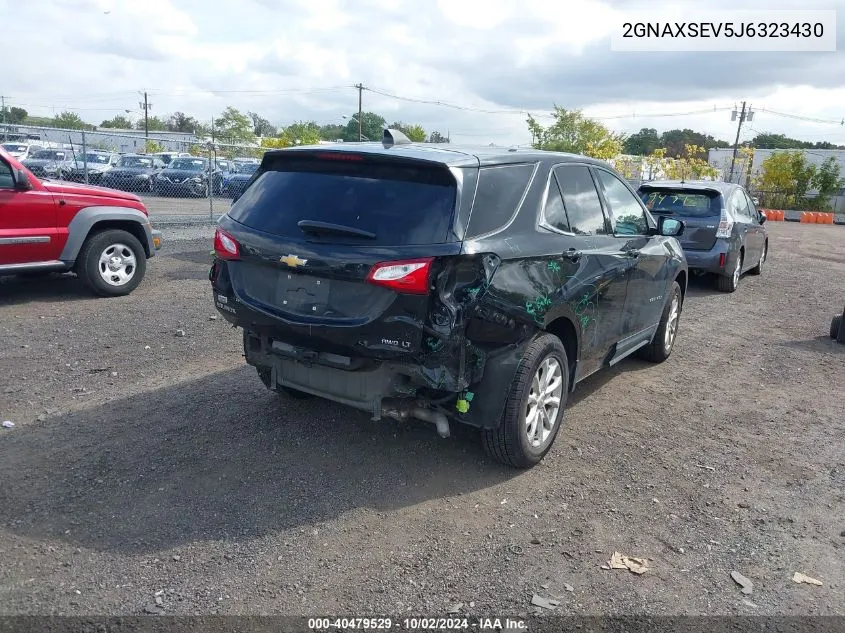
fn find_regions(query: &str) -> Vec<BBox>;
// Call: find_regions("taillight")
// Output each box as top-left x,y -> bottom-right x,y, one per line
715,211 -> 733,238
214,227 -> 240,260
366,258 -> 433,294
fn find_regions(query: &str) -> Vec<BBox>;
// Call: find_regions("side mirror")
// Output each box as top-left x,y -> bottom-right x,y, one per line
659,216 -> 684,237
13,167 -> 33,191
759,213 -> 766,224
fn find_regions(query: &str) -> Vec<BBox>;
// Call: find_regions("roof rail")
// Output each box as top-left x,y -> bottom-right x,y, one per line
382,128 -> 413,148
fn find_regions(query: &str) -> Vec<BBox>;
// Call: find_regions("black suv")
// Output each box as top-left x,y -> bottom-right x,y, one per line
210,130 -> 688,468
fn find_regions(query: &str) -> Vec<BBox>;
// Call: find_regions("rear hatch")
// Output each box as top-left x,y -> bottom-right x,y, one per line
217,149 -> 466,360
638,186 -> 723,251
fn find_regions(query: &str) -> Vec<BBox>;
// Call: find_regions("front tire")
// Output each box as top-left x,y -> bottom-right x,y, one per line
638,281 -> 682,363
76,229 -> 146,297
482,334 -> 568,469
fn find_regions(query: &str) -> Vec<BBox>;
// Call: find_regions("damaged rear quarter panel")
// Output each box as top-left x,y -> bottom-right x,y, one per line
424,159 -> 612,429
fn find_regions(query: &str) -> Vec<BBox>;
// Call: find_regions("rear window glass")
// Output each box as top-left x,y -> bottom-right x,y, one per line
228,156 -> 458,246
466,163 -> 536,238
639,189 -> 720,217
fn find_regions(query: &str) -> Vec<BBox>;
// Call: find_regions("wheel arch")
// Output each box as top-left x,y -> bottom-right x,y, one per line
544,315 -> 579,392
61,206 -> 154,264
675,269 -> 688,303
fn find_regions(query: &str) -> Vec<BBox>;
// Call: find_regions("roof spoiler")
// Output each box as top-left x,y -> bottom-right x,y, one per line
382,128 -> 413,148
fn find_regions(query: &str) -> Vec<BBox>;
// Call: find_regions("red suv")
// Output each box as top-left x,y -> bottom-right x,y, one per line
0,146 -> 161,296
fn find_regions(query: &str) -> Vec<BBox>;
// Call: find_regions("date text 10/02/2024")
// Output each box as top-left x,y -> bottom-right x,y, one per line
307,617 -> 527,630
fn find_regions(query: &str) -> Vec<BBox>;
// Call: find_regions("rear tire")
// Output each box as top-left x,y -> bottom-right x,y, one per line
76,229 -> 146,297
482,334 -> 568,469
256,366 -> 313,399
717,251 -> 742,293
831,315 -> 842,339
638,281 -> 682,363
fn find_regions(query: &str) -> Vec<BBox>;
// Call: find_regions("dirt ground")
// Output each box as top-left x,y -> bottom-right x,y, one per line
0,222 -> 843,618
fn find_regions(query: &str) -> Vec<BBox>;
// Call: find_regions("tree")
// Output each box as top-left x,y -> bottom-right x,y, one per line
279,121 -> 322,146
1,106 -> 28,124
167,112 -> 201,134
248,112 -> 277,137
756,151 -> 820,210
813,156 -> 845,196
134,115 -> 167,132
213,107 -> 255,145
343,111 -> 386,142
623,128 -> 661,156
143,140 -> 165,154
389,121 -> 427,142
428,131 -> 449,144
53,111 -> 93,130
660,129 -> 727,158
100,115 -> 133,129
319,123 -> 345,142
527,106 -> 625,159
644,145 -> 720,181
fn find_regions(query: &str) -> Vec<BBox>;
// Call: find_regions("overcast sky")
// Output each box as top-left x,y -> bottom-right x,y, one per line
2,0 -> 844,146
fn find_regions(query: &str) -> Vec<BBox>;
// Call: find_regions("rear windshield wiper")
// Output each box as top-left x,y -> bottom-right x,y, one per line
297,220 -> 376,240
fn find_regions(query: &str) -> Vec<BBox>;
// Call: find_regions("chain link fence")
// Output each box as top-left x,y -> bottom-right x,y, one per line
1,123 -> 262,221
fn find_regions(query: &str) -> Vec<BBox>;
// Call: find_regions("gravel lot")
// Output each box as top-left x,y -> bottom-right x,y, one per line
1,222 -> 843,618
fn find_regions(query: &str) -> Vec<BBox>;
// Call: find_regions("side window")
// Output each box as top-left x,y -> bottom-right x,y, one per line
743,192 -> 758,220
594,169 -> 649,235
541,171 -> 569,232
733,191 -> 751,221
555,165 -> 608,236
466,163 -> 536,238
0,160 -> 14,189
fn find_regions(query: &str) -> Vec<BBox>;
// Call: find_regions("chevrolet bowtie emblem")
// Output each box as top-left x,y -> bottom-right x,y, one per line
280,254 -> 307,268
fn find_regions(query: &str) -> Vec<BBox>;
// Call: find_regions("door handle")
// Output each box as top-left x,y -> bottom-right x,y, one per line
624,249 -> 640,258
563,248 -> 582,262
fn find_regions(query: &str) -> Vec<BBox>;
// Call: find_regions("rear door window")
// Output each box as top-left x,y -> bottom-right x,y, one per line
555,164 -> 608,236
228,155 -> 458,246
466,163 -> 536,238
542,171 -> 570,232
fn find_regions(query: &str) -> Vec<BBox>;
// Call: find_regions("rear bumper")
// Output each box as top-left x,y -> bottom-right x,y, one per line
246,332 -> 416,419
683,240 -> 736,274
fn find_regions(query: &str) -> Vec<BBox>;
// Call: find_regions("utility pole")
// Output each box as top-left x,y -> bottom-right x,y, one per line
728,101 -> 753,183
1,95 -> 5,125
139,91 -> 152,144
355,83 -> 363,141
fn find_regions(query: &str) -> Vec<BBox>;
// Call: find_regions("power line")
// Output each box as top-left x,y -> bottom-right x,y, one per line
758,108 -> 844,126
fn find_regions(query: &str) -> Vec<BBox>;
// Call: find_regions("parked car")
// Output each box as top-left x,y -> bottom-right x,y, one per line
637,180 -> 767,292
0,146 -> 162,296
223,160 -> 259,198
2,142 -> 43,161
65,151 -> 120,185
101,154 -> 166,192
154,156 -> 221,197
22,148 -> 74,179
209,130 -> 688,468
153,151 -> 192,166
215,159 -> 237,195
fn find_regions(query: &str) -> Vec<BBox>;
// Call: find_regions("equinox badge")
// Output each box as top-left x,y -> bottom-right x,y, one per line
279,254 -> 307,268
